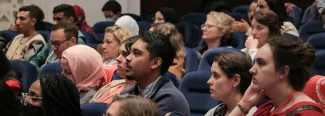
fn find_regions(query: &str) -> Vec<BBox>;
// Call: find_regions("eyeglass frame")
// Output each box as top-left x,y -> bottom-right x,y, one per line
21,92 -> 43,106
201,24 -> 218,29
49,39 -> 70,48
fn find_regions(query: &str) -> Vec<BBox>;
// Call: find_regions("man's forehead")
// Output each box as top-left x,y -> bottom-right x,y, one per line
17,11 -> 30,16
131,39 -> 147,50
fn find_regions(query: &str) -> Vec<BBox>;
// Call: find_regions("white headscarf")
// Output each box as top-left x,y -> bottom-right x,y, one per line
115,15 -> 139,36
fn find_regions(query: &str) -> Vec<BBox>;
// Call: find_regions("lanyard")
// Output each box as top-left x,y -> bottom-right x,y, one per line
270,91 -> 297,116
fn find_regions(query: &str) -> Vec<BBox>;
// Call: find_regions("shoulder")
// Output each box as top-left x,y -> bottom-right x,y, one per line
205,105 -> 221,116
154,81 -> 189,106
286,101 -> 324,115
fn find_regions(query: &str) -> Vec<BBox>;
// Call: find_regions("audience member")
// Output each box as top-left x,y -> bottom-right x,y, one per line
73,5 -> 94,33
303,75 -> 325,111
316,0 -> 325,17
5,5 -> 46,61
121,32 -> 190,116
22,74 -> 82,116
30,22 -> 80,67
0,51 -> 21,96
105,94 -> 160,116
61,45 -> 108,105
102,26 -> 132,65
229,36 -> 324,116
205,52 -> 255,116
115,15 -> 140,36
91,36 -> 139,104
149,22 -> 186,78
154,7 -> 180,24
102,0 -> 122,22
256,0 -> 299,37
199,11 -> 234,55
233,0 -> 258,35
242,10 -> 281,61
0,80 -> 21,116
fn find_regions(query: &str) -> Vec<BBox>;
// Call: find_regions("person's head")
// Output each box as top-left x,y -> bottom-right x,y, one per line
53,4 -> 76,24
0,81 -> 21,116
115,16 -> 140,36
126,32 -> 176,80
207,52 -> 252,102
23,74 -> 82,116
202,11 -> 234,45
303,75 -> 325,109
106,95 -> 159,116
61,45 -> 107,91
149,22 -> 185,60
72,5 -> 86,26
0,51 -> 11,80
102,26 -> 132,61
102,0 -> 121,21
256,0 -> 292,23
116,36 -> 140,78
251,9 -> 281,48
154,7 -> 180,24
50,22 -> 78,58
248,0 -> 258,22
16,4 -> 44,34
250,36 -> 315,95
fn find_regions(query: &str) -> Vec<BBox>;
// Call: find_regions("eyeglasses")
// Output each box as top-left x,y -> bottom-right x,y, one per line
201,24 -> 218,29
21,93 -> 43,105
152,17 -> 164,21
49,39 -> 69,48
53,17 -> 63,21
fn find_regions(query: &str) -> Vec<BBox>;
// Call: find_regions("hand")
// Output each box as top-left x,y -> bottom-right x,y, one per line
239,82 -> 266,109
8,24 -> 18,31
245,36 -> 258,49
233,19 -> 250,33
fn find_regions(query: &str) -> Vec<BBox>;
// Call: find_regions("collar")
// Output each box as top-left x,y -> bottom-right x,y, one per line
138,76 -> 162,98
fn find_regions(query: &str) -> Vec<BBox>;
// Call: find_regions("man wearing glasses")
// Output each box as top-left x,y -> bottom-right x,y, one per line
30,4 -> 85,68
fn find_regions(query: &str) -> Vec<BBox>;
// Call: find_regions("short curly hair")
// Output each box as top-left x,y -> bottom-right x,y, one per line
207,11 -> 234,37
105,26 -> 132,43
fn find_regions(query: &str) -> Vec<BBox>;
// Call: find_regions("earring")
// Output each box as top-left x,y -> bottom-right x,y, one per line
233,85 -> 236,88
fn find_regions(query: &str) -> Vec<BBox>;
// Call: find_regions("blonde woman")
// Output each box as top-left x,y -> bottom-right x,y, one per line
199,11 -> 235,55
102,26 -> 132,65
149,23 -> 186,78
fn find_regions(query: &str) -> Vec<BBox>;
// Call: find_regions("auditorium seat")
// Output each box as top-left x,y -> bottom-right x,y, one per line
184,47 -> 200,73
183,22 -> 201,48
231,32 -> 247,49
137,21 -> 151,32
298,20 -> 325,42
300,5 -> 312,26
81,102 -> 108,116
179,71 -> 221,116
232,5 -> 249,14
37,30 -> 51,42
0,30 -> 19,42
228,12 -> 248,22
39,62 -> 62,76
10,60 -> 38,92
311,50 -> 325,76
289,5 -> 302,28
81,31 -> 98,44
93,21 -> 115,33
183,13 -> 207,28
307,33 -> 325,51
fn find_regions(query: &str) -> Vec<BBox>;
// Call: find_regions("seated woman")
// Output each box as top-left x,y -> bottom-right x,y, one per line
22,74 -> 82,116
198,11 -> 234,55
242,9 -> 281,60
149,23 -> 186,78
233,0 -> 258,35
303,75 -> 325,111
61,45 -> 108,105
256,0 -> 299,37
205,52 -> 256,116
115,15 -> 139,36
154,7 -> 180,24
102,26 -> 132,65
106,94 -> 160,116
90,36 -> 139,104
229,36 -> 324,116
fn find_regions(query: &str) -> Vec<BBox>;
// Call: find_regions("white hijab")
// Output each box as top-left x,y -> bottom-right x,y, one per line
115,15 -> 139,36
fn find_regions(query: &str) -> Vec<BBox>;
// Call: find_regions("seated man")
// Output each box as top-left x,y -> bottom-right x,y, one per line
30,4 -> 85,67
6,5 -> 46,61
102,0 -> 121,21
121,31 -> 190,116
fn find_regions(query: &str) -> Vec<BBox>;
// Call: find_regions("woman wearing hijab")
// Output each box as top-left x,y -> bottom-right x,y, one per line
22,74 -> 82,116
154,7 -> 180,24
61,45 -> 108,105
115,15 -> 139,36
73,5 -> 94,33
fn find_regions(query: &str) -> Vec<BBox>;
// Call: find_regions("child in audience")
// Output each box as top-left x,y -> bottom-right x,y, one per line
303,75 -> 325,111
90,36 -> 138,104
105,95 -> 160,116
101,26 -> 132,65
199,11 -> 234,55
229,36 -> 324,116
61,45 -> 108,105
154,7 -> 180,24
242,9 -> 281,60
149,23 -> 186,78
22,74 -> 82,116
206,52 -> 256,116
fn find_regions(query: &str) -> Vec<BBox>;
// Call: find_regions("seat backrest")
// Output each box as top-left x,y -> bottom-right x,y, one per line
87,43 -> 98,50
93,21 -> 115,33
301,5 -> 312,26
10,60 -> 38,92
183,22 -> 201,48
183,13 -> 207,26
36,21 -> 53,31
298,20 -> 325,42
178,71 -> 221,116
81,31 -> 98,44
289,6 -> 302,28
39,62 -> 62,76
232,5 -> 249,14
184,47 -> 200,73
95,33 -> 105,43
0,30 -> 19,42
198,47 -> 243,71
228,12 -> 248,22
37,31 -> 51,42
137,21 -> 151,32
166,71 -> 180,87
230,32 -> 247,49
307,33 -> 325,51
81,102 -> 108,116
311,50 -> 325,76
